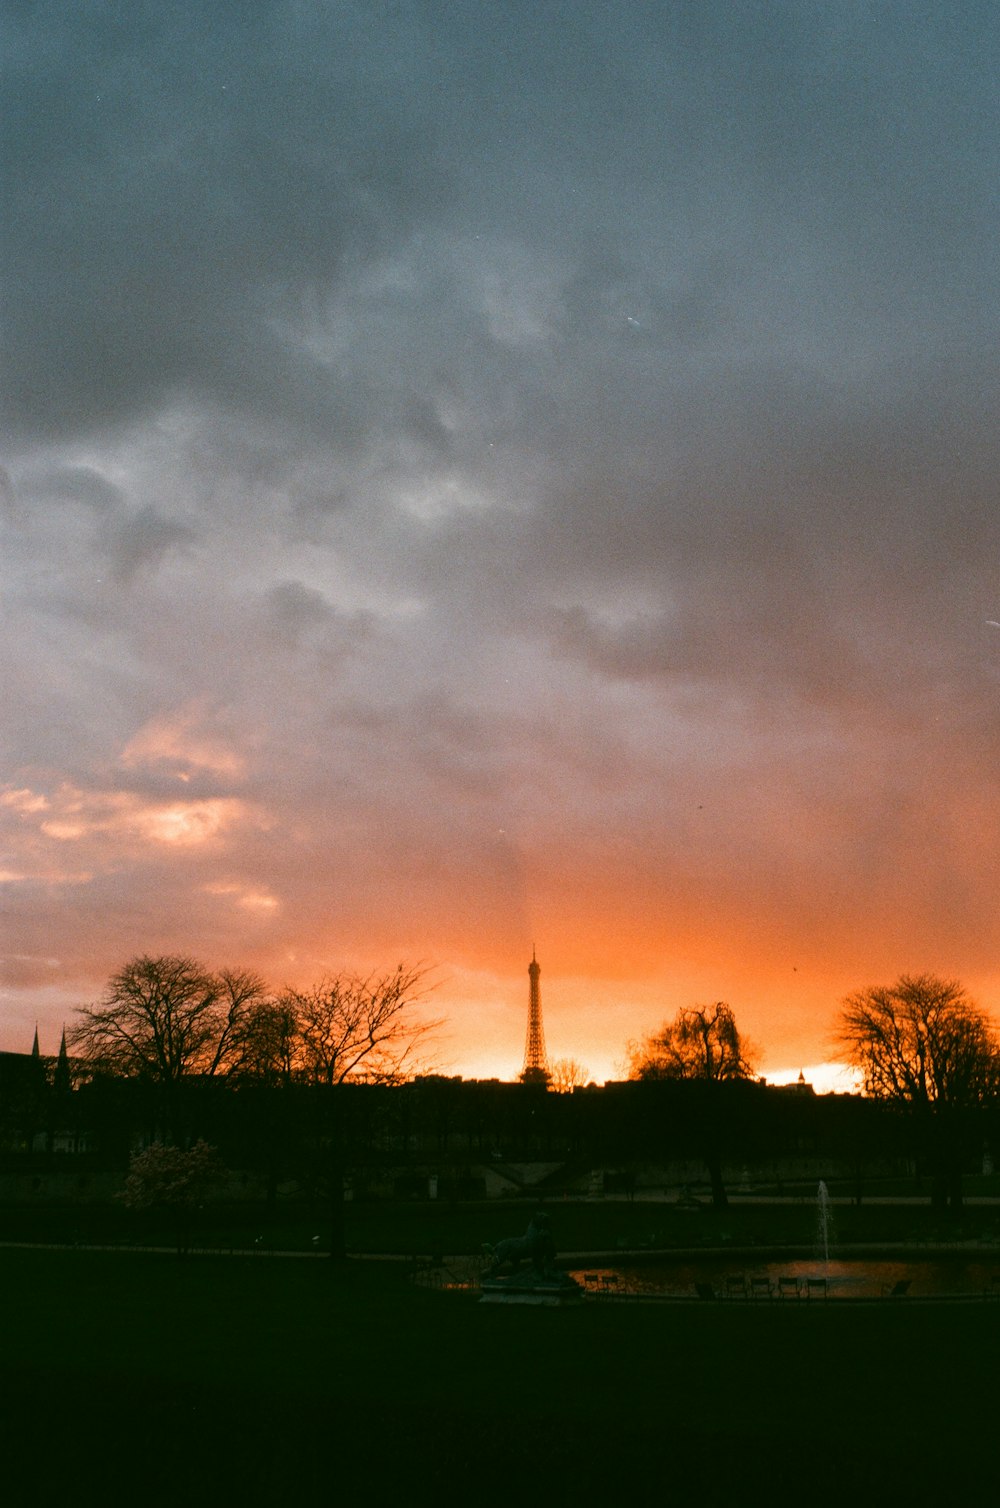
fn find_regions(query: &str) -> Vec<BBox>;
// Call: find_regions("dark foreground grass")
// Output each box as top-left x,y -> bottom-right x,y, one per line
2,1248 -> 998,1506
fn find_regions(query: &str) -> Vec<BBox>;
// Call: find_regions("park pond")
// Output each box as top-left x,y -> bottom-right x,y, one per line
566,1256 -> 1000,1300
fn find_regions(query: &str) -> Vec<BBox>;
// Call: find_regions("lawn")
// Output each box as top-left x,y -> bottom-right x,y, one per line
7,1192 -> 1000,1257
2,1246 -> 998,1504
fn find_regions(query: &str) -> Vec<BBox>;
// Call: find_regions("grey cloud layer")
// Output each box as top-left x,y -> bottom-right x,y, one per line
3,3 -> 1000,1043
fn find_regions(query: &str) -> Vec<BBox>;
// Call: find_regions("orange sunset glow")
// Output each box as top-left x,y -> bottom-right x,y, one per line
4,5 -> 1000,1089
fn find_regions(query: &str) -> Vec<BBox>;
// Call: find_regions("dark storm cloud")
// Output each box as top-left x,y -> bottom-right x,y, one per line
4,1 -> 991,452
4,2 -> 1000,1069
3,0 -> 449,439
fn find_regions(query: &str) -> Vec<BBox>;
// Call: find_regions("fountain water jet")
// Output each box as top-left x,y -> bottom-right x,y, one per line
816,1180 -> 834,1264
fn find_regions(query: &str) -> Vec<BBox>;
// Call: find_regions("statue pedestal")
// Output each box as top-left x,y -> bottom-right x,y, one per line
479,1272 -> 584,1307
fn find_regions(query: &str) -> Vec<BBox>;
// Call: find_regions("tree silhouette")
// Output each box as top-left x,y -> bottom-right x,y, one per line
628,1003 -> 755,1207
549,1058 -> 591,1094
279,965 -> 437,1086
628,1002 -> 755,1084
69,955 -> 270,1139
277,965 -> 438,1257
839,973 -> 1000,1209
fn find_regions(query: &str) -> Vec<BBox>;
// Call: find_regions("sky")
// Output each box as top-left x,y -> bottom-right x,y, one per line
3,2 -> 1000,1087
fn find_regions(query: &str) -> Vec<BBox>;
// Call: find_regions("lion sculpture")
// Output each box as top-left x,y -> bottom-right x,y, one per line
483,1213 -> 555,1277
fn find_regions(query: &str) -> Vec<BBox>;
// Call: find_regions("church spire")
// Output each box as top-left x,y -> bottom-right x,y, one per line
31,1024 -> 40,1059
54,1027 -> 71,1096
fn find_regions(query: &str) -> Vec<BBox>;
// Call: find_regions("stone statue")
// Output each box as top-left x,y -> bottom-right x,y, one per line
483,1212 -> 555,1277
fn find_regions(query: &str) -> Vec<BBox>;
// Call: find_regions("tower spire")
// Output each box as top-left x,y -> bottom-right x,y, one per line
54,1026 -> 71,1096
521,948 -> 549,1084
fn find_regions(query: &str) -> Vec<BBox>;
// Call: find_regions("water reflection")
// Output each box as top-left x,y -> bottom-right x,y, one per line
569,1259 -> 1000,1300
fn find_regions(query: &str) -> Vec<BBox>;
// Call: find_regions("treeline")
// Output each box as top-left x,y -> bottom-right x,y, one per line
628,974 -> 1000,1211
5,957 -> 1000,1218
68,955 -> 436,1099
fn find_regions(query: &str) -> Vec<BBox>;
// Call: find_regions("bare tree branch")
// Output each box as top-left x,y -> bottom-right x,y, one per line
279,964 -> 440,1085
70,956 -> 274,1087
549,1058 -> 591,1093
70,956 -> 221,1085
837,973 -> 1000,1110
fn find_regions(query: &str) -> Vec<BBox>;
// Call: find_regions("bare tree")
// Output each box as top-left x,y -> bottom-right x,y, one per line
838,973 -> 1000,1209
628,1003 -> 755,1083
71,956 -> 270,1083
278,964 -> 438,1259
235,999 -> 299,1087
207,967 -> 275,1078
69,955 -> 270,1137
628,1003 -> 755,1207
549,1058 -> 591,1094
71,956 -> 215,1085
280,964 -> 438,1085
